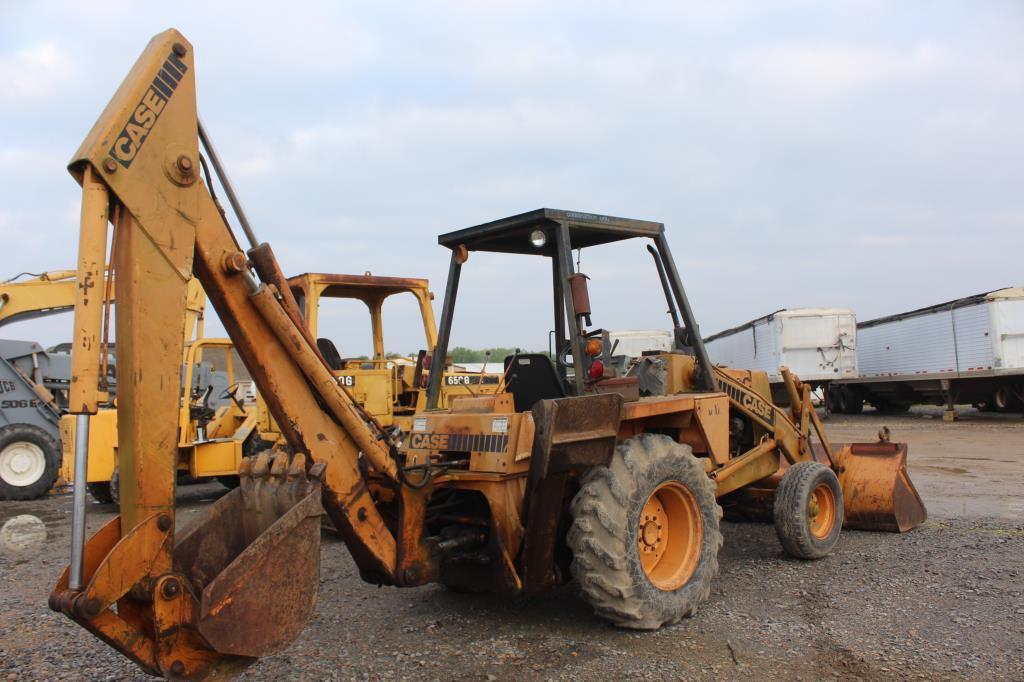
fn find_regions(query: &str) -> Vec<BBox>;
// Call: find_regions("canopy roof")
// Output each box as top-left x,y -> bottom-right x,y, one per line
437,208 -> 664,256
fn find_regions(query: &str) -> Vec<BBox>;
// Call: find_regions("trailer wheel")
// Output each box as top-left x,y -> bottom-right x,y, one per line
569,434 -> 722,629
827,386 -> 847,414
841,386 -> 863,414
0,424 -> 61,500
87,482 -> 114,504
992,386 -> 1022,413
774,461 -> 843,560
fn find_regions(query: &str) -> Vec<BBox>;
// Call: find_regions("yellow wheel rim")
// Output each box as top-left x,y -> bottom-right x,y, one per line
638,481 -> 702,591
808,482 -> 838,539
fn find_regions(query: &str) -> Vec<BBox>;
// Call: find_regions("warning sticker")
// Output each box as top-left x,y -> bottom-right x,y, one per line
491,416 -> 509,433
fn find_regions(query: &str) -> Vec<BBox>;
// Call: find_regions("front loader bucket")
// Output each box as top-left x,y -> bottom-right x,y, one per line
174,451 -> 326,657
833,442 -> 927,532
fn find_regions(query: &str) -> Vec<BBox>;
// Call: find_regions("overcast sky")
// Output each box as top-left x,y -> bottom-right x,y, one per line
2,1 -> 1021,356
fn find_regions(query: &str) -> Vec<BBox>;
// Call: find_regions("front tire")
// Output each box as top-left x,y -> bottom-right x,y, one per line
0,424 -> 61,500
774,461 -> 843,560
569,434 -> 722,630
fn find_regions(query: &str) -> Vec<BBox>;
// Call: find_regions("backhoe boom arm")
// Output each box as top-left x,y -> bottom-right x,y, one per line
51,29 -> 403,679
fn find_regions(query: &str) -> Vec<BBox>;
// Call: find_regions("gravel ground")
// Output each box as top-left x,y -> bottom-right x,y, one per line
1,408 -> 1022,680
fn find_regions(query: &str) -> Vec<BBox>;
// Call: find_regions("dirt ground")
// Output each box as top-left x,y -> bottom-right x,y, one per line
1,407 -> 1022,680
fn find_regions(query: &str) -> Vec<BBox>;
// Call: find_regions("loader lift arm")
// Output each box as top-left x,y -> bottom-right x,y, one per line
49,30 -> 409,679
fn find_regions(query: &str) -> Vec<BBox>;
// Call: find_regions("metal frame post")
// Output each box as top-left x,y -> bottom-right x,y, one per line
555,223 -> 586,395
654,233 -> 717,391
426,250 -> 462,409
551,256 -> 567,385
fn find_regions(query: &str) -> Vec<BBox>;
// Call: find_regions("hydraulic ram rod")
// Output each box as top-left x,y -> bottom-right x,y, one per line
198,118 -> 259,249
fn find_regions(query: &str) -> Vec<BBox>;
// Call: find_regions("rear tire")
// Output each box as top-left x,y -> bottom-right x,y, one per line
87,482 -> 114,504
108,466 -> 121,506
774,461 -> 843,560
217,475 -> 240,489
569,434 -> 722,630
0,424 -> 61,500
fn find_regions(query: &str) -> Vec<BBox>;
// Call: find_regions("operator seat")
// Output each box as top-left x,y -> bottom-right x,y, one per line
503,353 -> 565,412
316,338 -> 344,371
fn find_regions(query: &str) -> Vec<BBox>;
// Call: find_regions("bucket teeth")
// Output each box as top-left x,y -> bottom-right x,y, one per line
237,450 -> 324,534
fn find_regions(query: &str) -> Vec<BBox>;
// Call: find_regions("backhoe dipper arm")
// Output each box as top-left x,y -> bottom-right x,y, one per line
51,29 -> 402,679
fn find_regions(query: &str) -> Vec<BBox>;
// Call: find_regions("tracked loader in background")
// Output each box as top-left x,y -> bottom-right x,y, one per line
49,30 -> 926,680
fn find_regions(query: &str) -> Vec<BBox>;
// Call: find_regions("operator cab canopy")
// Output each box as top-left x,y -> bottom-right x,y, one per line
437,208 -> 663,256
427,209 -> 717,410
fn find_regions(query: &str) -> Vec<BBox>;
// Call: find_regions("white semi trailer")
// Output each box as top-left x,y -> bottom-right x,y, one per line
830,287 -> 1024,418
703,308 -> 858,405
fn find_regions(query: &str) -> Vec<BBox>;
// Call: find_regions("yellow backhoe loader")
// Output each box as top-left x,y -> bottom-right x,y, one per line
49,30 -> 926,680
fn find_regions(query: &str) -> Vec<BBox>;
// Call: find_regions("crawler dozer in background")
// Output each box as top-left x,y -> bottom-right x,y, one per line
49,30 -> 926,679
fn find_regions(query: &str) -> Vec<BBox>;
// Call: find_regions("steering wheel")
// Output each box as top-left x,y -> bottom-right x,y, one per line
219,383 -> 245,410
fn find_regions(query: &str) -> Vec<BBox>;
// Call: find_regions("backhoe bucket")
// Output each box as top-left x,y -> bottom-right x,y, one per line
174,451 -> 326,657
833,442 -> 927,533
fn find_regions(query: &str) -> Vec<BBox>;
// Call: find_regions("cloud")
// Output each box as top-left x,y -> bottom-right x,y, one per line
288,100 -> 607,159
1,2 -> 1022,348
856,233 -> 913,248
0,42 -> 74,104
738,43 -> 944,100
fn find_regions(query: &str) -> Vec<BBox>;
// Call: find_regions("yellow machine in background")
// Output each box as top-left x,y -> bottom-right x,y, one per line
289,271 -> 500,424
0,270 -> 117,499
0,270 -> 98,328
60,337 -> 268,503
62,270 -> 499,504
